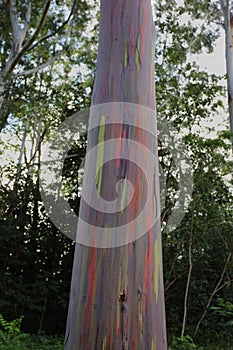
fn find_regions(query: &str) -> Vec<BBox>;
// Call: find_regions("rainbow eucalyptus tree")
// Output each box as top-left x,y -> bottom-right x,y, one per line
65,0 -> 167,348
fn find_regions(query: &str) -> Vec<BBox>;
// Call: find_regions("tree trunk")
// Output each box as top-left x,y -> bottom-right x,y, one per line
0,77 -> 6,130
220,0 -> 233,146
65,1 -> 167,349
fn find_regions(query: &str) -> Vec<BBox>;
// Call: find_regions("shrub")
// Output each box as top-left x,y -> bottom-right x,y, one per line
169,335 -> 204,350
0,314 -> 64,350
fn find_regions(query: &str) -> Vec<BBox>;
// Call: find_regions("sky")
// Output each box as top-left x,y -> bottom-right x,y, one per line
192,30 -> 226,76
191,30 -> 229,138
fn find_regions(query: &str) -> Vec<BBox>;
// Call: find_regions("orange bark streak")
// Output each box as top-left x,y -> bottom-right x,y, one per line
143,252 -> 147,316
129,23 -> 135,57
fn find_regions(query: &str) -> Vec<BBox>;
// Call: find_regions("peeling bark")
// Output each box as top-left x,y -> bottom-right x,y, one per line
65,1 -> 167,349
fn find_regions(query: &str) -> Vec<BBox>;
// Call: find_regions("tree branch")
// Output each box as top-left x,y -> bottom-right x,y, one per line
8,0 -> 31,56
165,271 -> 188,292
9,0 -> 19,39
5,0 -> 52,75
181,207 -> 194,338
23,1 -> 32,32
193,252 -> 232,338
220,0 -> 228,23
29,0 -> 77,52
14,51 -> 63,77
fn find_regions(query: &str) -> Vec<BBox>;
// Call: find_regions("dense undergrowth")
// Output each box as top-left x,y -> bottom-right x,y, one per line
0,314 -> 232,350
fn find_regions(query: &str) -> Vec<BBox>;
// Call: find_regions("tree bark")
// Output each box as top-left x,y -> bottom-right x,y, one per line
65,1 -> 167,349
220,0 -> 233,146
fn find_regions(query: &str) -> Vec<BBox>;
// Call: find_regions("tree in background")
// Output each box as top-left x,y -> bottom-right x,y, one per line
0,0 -> 91,131
220,0 -> 233,145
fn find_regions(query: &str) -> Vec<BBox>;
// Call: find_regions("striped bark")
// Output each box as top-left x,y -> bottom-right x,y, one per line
65,1 -> 167,349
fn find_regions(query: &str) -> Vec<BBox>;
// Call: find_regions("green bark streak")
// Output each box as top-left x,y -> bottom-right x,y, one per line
135,49 -> 140,72
124,38 -> 128,68
135,34 -> 141,72
102,336 -> 106,350
96,115 -> 106,194
137,34 -> 141,51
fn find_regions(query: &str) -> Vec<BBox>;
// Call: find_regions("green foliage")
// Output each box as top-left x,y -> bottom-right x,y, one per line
0,314 -> 24,345
0,177 -> 75,333
156,0 -> 233,346
169,335 -> 203,350
0,0 -> 96,335
0,0 -> 95,131
211,298 -> 233,327
169,335 -> 233,350
0,314 -> 63,350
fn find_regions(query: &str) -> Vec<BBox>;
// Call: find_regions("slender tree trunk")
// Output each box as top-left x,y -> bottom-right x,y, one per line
16,115 -> 30,179
65,1 -> 167,349
220,0 -> 233,146
181,208 -> 194,338
0,77 -> 6,130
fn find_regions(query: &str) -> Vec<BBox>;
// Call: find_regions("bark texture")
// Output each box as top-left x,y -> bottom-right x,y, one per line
65,1 -> 167,349
220,0 -> 233,145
